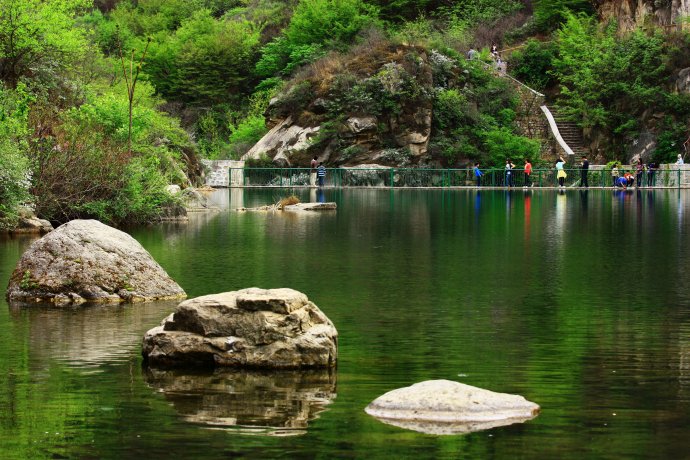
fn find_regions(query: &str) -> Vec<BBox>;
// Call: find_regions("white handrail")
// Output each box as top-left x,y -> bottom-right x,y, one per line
540,105 -> 575,157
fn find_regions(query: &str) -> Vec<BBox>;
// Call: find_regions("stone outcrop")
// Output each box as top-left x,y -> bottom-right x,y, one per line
142,288 -> 338,369
596,0 -> 690,32
6,219 -> 186,305
676,67 -> 690,94
243,45 -> 435,168
144,367 -> 336,435
365,380 -> 539,435
242,117 -> 320,167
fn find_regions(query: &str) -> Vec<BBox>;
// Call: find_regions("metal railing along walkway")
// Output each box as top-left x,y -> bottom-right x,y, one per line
232,167 -> 685,188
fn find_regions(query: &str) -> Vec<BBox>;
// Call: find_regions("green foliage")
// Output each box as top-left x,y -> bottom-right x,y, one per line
533,0 -> 594,32
0,0 -> 91,87
256,0 -> 379,78
270,81 -> 314,116
429,58 -> 528,167
433,88 -> 469,130
144,10 -> 261,104
436,0 -> 523,24
225,115 -> 267,159
0,84 -> 33,228
30,85 -> 189,224
481,127 -> 540,165
653,117 -> 688,164
552,13 -> 675,157
509,39 -> 556,91
244,153 -> 273,168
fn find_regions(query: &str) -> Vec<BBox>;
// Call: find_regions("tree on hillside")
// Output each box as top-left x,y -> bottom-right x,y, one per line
256,0 -> 379,78
533,0 -> 594,31
0,0 -> 90,87
144,10 -> 261,104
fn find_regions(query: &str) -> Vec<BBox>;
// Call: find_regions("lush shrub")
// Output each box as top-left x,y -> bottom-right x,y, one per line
533,0 -> 594,32
29,85 -> 190,224
144,10 -> 261,104
551,13 -> 678,157
224,115 -> 267,159
509,39 -> 556,91
0,85 -> 33,228
0,0 -> 91,87
481,127 -> 540,165
256,0 -> 379,78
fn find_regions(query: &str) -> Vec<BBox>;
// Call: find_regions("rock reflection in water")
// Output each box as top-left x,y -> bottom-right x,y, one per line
8,300 -> 180,368
143,367 -> 337,436
371,415 -> 537,436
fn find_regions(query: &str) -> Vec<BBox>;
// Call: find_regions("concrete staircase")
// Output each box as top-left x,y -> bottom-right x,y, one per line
551,112 -> 587,165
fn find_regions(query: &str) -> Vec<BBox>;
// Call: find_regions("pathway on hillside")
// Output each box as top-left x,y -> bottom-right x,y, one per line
494,62 -> 586,164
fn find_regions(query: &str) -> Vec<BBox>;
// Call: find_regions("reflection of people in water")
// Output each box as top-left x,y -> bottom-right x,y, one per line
317,187 -> 325,203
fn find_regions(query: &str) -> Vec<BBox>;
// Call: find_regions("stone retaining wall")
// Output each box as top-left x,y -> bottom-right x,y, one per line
201,160 -> 245,187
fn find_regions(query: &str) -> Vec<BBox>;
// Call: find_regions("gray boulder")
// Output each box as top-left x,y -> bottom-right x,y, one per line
142,288 -> 338,369
12,216 -> 53,234
365,380 -> 539,435
6,219 -> 186,305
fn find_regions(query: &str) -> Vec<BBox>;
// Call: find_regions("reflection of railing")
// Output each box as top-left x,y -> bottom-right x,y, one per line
232,167 -> 685,188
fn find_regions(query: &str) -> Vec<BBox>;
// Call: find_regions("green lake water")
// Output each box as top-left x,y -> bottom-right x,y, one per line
2,188 -> 690,459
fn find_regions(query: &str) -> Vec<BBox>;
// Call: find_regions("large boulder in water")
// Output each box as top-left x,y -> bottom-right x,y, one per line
142,288 -> 338,369
6,219 -> 186,305
365,380 -> 540,435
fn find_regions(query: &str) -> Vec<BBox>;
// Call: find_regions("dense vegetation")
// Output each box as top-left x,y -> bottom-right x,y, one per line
1,0 -> 690,228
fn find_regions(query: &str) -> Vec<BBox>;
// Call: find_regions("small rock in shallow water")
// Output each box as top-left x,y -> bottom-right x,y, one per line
365,379 -> 539,435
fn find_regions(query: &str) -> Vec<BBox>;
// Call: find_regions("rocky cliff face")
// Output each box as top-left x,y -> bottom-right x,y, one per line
243,43 -> 436,168
595,0 -> 690,31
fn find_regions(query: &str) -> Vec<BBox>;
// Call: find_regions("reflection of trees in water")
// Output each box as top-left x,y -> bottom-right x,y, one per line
143,367 -> 337,436
8,300 -> 180,368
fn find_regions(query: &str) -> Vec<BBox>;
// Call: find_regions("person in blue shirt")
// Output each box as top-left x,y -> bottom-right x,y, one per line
473,163 -> 483,187
317,163 -> 326,187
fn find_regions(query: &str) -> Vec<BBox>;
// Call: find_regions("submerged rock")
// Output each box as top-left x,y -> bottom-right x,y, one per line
144,367 -> 337,436
6,219 -> 186,305
283,202 -> 337,212
365,380 -> 539,435
142,288 -> 338,369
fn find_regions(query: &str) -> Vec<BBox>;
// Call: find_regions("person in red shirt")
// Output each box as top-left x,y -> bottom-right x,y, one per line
523,159 -> 532,187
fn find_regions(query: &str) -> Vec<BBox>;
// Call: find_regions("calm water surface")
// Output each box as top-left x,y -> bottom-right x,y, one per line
2,188 -> 690,459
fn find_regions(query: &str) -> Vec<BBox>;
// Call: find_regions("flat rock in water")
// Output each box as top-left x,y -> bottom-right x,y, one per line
5,219 -> 186,305
142,288 -> 338,369
283,202 -> 336,212
365,380 -> 539,435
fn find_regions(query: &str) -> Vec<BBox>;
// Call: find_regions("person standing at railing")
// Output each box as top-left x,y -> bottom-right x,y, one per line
676,154 -> 684,165
647,162 -> 657,186
473,163 -> 483,187
611,163 -> 620,187
523,159 -> 532,187
635,159 -> 644,187
556,157 -> 566,188
580,156 -> 589,188
317,162 -> 326,187
505,159 -> 515,187
310,156 -> 318,187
